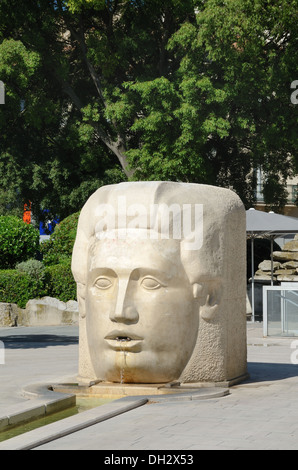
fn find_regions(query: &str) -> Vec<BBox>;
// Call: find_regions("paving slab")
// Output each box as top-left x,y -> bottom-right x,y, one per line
1,323 -> 298,450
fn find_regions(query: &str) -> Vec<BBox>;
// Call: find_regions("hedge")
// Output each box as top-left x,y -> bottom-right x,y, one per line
0,270 -> 46,308
0,259 -> 77,308
40,212 -> 80,266
44,259 -> 77,303
0,212 -> 79,307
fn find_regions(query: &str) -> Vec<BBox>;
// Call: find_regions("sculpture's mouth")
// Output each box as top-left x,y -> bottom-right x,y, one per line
115,336 -> 132,342
104,331 -> 143,351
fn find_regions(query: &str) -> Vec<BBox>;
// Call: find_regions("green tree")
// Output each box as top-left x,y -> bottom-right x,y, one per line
0,2 -> 127,222
189,0 -> 298,208
0,0 -> 297,217
121,0 -> 297,207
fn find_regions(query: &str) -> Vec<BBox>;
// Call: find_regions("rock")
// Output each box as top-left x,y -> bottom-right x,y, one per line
273,251 -> 298,262
254,273 -> 276,281
258,260 -> 280,271
23,297 -> 78,326
0,303 -> 19,327
274,269 -> 296,275
255,242 -> 298,287
277,275 -> 298,282
0,298 -> 79,327
281,261 -> 298,269
282,240 -> 298,252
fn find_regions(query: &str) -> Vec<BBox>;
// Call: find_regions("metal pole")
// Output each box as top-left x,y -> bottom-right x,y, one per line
251,236 -> 255,322
271,237 -> 274,286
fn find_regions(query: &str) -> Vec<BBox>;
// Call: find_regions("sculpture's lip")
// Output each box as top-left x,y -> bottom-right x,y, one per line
105,331 -> 143,341
104,331 -> 143,351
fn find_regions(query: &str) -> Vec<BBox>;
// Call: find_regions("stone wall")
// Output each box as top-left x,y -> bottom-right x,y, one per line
254,235 -> 298,282
0,297 -> 78,327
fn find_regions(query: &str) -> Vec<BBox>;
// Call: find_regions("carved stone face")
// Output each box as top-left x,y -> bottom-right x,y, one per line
85,235 -> 199,383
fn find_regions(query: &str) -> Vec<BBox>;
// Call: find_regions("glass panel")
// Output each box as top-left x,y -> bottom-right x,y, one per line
267,290 -> 282,336
282,290 -> 298,335
266,289 -> 298,336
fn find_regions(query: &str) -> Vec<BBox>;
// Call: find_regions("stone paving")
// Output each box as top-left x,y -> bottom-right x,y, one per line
1,323 -> 298,450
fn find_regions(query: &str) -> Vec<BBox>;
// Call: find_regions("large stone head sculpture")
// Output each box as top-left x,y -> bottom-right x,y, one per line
72,182 -> 247,385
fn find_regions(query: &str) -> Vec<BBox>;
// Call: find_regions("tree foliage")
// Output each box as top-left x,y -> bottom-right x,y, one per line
0,0 -> 297,218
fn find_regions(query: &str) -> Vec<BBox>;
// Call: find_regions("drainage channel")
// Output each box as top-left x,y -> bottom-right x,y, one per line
0,396 -> 148,450
0,396 -> 113,443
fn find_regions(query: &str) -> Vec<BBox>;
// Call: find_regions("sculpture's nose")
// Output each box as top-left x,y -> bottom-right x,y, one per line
110,278 -> 139,324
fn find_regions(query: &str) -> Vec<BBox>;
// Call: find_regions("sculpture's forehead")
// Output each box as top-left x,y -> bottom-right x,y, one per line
88,236 -> 183,275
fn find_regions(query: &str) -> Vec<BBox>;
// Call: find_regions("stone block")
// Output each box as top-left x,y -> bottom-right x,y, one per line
254,273 -> 276,281
281,261 -> 298,269
0,303 -> 19,327
273,251 -> 298,262
277,275 -> 298,282
258,260 -> 280,272
275,269 -> 296,275
282,240 -> 298,252
24,297 -> 78,326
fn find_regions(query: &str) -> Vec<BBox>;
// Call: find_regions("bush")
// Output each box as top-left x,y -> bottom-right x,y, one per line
16,259 -> 46,292
40,212 -> 80,266
0,213 -> 79,307
0,269 -> 45,308
0,215 -> 40,269
0,259 -> 77,308
44,258 -> 77,302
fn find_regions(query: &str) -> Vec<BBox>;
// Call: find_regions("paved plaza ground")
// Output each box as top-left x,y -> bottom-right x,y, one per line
1,322 -> 298,450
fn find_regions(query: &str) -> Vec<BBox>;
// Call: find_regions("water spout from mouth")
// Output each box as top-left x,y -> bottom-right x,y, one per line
118,341 -> 128,384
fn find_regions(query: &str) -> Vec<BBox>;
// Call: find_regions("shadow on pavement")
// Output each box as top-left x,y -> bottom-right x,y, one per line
246,361 -> 298,382
0,334 -> 78,349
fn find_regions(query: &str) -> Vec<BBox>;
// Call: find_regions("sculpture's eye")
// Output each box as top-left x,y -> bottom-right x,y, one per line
141,276 -> 164,290
94,277 -> 113,290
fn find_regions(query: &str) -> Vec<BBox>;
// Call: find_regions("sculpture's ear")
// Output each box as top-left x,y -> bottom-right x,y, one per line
193,280 -> 223,322
192,283 -> 204,299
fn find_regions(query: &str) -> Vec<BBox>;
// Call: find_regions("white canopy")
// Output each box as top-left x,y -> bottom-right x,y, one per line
247,208 -> 298,238
246,208 -> 298,322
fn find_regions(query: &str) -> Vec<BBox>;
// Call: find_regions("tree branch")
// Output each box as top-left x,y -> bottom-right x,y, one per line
59,77 -> 133,177
68,22 -> 107,108
56,19 -> 133,178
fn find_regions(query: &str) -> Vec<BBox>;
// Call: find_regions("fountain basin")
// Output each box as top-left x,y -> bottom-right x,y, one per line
52,381 -> 230,401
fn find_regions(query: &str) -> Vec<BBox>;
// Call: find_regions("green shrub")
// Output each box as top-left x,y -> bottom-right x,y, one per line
0,259 -> 76,307
40,212 -> 80,266
0,213 -> 78,306
0,269 -> 46,308
44,258 -> 77,302
16,259 -> 46,292
0,215 -> 40,269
